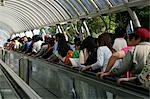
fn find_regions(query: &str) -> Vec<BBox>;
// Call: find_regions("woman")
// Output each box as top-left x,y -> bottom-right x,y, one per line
78,36 -> 97,66
81,33 -> 114,72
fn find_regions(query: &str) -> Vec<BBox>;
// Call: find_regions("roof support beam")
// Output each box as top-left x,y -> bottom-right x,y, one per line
123,0 -> 141,27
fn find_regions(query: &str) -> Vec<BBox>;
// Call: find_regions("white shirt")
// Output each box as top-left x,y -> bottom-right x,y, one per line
78,49 -> 89,65
35,45 -> 48,57
32,40 -> 43,53
14,40 -> 20,49
113,38 -> 127,51
91,46 -> 112,71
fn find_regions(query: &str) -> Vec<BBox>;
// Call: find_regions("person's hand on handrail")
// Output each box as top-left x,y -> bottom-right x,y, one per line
81,65 -> 92,71
117,77 -> 137,84
97,71 -> 111,79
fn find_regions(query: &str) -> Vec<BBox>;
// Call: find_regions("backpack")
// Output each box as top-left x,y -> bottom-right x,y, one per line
138,52 -> 150,87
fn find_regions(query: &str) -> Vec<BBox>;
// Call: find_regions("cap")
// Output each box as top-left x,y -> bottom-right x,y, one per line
135,28 -> 150,40
44,34 -> 49,39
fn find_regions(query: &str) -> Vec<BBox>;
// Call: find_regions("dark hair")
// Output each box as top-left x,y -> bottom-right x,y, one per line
80,36 -> 97,65
27,37 -> 32,41
128,33 -> 140,41
80,36 -> 97,52
34,35 -> 43,42
32,35 -> 39,42
14,36 -> 20,40
97,33 -> 113,52
75,41 -> 81,47
7,39 -> 10,42
18,38 -> 23,44
74,37 -> 81,44
115,27 -> 126,38
55,33 -> 65,41
48,38 -> 55,46
57,37 -> 70,57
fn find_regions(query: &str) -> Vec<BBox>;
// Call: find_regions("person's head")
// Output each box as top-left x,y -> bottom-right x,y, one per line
97,33 -> 113,51
34,35 -> 43,42
32,35 -> 39,42
7,39 -> 10,42
128,33 -> 141,46
75,41 -> 81,50
27,37 -> 32,42
74,37 -> 81,50
44,37 -> 50,43
23,36 -> 28,42
44,34 -> 49,39
18,38 -> 24,44
47,38 -> 55,47
14,36 -> 20,41
55,33 -> 65,41
57,37 -> 70,57
80,36 -> 97,52
74,37 -> 80,44
115,27 -> 126,38
134,27 -> 150,42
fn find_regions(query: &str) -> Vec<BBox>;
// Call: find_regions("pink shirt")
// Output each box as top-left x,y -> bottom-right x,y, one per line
121,46 -> 133,54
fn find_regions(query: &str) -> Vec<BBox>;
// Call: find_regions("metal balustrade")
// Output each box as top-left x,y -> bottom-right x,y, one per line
0,50 -> 149,99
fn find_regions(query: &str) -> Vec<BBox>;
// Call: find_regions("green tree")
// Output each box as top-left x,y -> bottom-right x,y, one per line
136,6 -> 150,29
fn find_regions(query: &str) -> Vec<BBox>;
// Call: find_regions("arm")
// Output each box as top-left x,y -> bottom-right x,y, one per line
81,47 -> 104,71
105,50 -> 125,72
117,77 -> 137,84
110,51 -> 133,76
34,46 -> 46,57
32,43 -> 37,53
78,50 -> 85,65
91,47 -> 104,70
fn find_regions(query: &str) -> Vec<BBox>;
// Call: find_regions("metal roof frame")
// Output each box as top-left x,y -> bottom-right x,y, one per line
0,0 -> 149,39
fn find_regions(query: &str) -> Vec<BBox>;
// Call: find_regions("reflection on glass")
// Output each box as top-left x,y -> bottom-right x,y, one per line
0,69 -> 18,99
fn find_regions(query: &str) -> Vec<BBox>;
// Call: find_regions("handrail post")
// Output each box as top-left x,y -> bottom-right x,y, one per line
123,0 -> 141,27
82,19 -> 91,36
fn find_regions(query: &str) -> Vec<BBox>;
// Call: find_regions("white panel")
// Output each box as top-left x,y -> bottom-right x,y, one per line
0,0 -> 148,37
109,0 -> 124,6
80,0 -> 97,13
94,0 -> 108,9
70,0 -> 86,16
57,0 -> 78,17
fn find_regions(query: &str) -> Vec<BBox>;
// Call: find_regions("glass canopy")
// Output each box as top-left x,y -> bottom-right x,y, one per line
0,0 -> 148,37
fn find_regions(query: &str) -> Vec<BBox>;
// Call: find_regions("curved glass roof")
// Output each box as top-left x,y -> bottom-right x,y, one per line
0,0 -> 149,38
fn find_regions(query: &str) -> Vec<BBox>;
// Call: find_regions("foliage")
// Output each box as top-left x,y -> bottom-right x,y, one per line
43,6 -> 149,41
135,6 -> 150,29
86,15 -> 116,37
48,26 -> 57,35
115,11 -> 131,28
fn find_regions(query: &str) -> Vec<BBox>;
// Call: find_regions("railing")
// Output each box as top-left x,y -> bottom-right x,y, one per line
0,67 -> 19,99
0,50 -> 41,99
0,50 -> 149,99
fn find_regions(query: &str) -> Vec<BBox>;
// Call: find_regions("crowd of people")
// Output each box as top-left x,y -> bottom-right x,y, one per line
3,27 -> 150,88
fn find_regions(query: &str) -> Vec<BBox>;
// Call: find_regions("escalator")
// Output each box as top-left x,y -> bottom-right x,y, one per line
0,50 -> 149,99
0,69 -> 19,99
0,58 -> 41,99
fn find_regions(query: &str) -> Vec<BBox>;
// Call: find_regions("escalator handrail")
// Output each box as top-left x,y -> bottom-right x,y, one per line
2,50 -> 150,97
